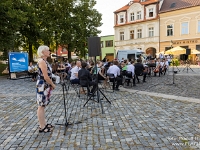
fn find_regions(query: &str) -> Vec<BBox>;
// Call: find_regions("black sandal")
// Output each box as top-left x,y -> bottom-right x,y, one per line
46,124 -> 54,129
39,126 -> 51,133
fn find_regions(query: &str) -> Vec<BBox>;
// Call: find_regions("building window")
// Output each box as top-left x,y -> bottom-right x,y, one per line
137,11 -> 141,20
167,25 -> 173,36
149,27 -> 154,37
105,40 -> 113,47
181,22 -> 188,34
120,32 -> 124,40
149,8 -> 153,17
120,15 -> 124,23
130,13 -> 134,21
137,29 -> 142,38
130,30 -> 134,39
101,41 -> 103,48
196,45 -> 200,50
198,20 -> 200,33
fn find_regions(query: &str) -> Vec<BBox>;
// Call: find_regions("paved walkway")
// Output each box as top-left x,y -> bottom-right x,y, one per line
0,66 -> 200,149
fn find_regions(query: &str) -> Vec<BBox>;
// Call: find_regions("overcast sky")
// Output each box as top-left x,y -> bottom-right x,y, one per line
94,0 -> 130,36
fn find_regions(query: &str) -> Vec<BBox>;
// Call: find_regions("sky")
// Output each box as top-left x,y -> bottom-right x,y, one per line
94,0 -> 130,36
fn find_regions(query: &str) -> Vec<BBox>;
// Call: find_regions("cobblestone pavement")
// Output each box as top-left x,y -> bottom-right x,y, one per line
0,66 -> 200,150
124,66 -> 200,99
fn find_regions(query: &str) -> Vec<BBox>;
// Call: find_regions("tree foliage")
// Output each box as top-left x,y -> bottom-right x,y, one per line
0,0 -> 102,61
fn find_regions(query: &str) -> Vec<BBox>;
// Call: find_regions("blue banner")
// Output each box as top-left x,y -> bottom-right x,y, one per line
9,52 -> 29,72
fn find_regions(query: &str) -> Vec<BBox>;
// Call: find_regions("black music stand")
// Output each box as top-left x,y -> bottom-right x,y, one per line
83,56 -> 111,114
55,81 -> 72,135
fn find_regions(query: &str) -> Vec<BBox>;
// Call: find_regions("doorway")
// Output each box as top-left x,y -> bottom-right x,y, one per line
106,53 -> 114,61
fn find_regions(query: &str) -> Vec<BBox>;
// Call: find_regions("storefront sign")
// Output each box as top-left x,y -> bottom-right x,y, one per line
173,40 -> 199,45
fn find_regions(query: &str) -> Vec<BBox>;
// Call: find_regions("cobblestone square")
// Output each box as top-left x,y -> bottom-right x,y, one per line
0,66 -> 200,149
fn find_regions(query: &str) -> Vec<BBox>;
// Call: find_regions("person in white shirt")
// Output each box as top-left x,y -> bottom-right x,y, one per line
70,61 -> 81,84
126,60 -> 136,86
28,61 -> 37,81
107,60 -> 122,91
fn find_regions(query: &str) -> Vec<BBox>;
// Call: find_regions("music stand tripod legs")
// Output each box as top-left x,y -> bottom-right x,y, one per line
182,64 -> 194,73
55,81 -> 72,135
83,85 -> 111,109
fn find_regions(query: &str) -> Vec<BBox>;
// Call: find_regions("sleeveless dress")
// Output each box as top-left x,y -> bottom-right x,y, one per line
36,59 -> 52,107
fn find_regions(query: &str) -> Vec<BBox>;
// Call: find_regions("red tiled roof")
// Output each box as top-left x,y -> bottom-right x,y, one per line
114,4 -> 130,13
141,0 -> 158,5
160,0 -> 200,13
114,0 -> 158,13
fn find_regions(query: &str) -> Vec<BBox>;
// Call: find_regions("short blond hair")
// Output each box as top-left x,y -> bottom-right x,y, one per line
37,45 -> 49,57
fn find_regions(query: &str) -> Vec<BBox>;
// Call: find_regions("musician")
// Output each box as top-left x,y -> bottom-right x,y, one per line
57,61 -> 67,81
134,59 -> 147,82
163,59 -> 169,75
93,61 -> 108,88
154,59 -> 163,77
78,62 -> 97,96
107,60 -> 122,91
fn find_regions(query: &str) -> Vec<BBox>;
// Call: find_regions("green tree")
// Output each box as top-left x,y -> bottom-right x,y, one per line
0,0 -> 27,60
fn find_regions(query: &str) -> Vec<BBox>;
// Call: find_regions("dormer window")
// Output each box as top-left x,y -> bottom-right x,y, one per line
130,13 -> 134,21
120,15 -> 124,23
137,11 -> 141,20
149,8 -> 153,17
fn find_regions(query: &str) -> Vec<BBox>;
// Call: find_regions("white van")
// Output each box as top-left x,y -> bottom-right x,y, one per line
116,49 -> 146,61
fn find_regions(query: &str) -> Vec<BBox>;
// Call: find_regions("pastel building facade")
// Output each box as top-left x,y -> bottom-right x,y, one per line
114,0 -> 160,58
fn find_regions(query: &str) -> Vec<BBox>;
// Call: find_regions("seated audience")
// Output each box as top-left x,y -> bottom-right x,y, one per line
28,61 -> 37,81
70,61 -> 81,84
126,60 -> 136,86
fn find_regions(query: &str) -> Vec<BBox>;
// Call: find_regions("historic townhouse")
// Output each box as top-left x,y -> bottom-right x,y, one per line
159,0 -> 200,52
114,0 -> 160,57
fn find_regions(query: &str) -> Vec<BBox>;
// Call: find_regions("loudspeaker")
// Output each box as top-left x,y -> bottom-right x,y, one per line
186,48 -> 191,55
88,37 -> 101,57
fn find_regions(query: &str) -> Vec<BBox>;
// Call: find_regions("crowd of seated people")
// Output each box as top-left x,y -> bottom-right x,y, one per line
33,55 -> 170,92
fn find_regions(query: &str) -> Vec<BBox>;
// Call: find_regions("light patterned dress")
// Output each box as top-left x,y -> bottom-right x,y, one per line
36,59 -> 52,106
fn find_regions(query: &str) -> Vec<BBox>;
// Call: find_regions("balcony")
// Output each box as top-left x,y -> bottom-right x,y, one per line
115,36 -> 159,46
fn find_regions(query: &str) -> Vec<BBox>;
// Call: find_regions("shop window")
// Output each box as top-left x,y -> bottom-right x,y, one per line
196,45 -> 200,50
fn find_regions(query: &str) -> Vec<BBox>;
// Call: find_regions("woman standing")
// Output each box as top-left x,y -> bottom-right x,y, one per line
36,45 -> 56,133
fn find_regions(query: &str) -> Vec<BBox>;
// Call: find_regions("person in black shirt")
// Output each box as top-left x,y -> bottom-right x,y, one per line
78,62 -> 97,95
134,59 -> 147,82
